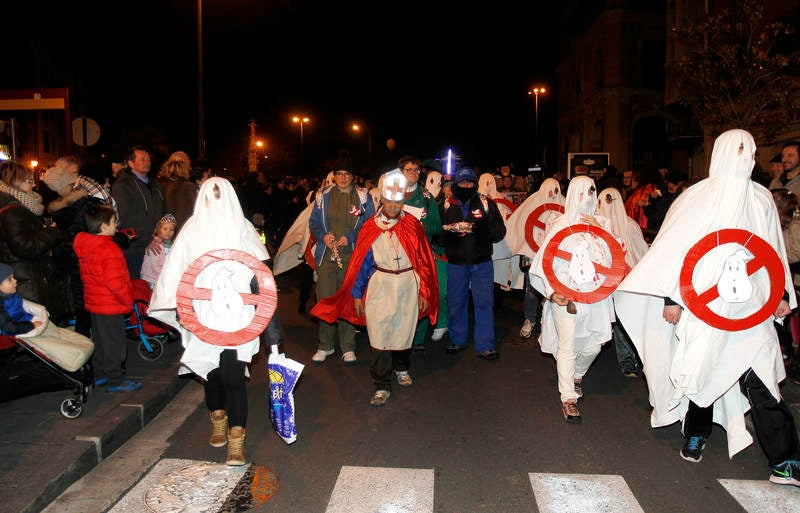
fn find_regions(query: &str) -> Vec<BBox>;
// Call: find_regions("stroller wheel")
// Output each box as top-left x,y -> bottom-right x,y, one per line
60,397 -> 83,419
138,337 -> 164,361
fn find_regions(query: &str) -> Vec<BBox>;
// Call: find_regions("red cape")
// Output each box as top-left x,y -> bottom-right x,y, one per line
311,211 -> 439,326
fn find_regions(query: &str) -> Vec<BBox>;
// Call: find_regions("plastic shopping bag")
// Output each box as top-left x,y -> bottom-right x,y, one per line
267,345 -> 304,444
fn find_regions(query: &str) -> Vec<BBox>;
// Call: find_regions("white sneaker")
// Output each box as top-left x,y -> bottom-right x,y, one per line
431,327 -> 448,341
342,351 -> 357,364
519,319 -> 533,338
395,370 -> 413,386
312,349 -> 334,363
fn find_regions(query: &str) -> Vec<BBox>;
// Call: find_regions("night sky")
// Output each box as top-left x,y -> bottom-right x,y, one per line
5,0 -> 564,176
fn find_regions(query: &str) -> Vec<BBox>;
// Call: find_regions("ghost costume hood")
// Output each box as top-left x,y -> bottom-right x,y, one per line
613,129 -> 796,458
597,187 -> 649,268
149,177 -> 269,379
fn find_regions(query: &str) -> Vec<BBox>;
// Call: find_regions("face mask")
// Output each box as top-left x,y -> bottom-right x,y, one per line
454,184 -> 475,203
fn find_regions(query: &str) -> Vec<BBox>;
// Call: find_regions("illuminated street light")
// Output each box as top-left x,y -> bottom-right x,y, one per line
351,122 -> 372,174
528,86 -> 547,162
292,115 -> 310,174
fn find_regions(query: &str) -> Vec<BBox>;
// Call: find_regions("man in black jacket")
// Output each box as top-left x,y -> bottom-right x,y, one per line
439,167 -> 506,360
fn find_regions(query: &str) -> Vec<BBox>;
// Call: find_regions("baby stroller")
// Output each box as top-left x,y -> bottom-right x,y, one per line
126,279 -> 180,361
0,330 -> 94,419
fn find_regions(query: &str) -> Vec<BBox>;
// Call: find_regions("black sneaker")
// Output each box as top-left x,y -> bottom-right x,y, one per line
769,460 -> 800,487
680,436 -> 707,463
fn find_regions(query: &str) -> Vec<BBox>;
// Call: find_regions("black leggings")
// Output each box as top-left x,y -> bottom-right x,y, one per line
205,349 -> 248,428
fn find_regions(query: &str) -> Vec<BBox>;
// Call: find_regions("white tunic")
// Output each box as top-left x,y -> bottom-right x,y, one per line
364,218 -> 420,351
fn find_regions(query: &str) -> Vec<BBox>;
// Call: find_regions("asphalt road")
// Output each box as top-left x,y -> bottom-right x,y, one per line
45,266 -> 800,513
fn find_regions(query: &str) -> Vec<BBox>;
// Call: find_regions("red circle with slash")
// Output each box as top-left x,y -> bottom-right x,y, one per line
679,229 -> 784,331
493,198 -> 517,220
542,224 -> 626,304
177,249 -> 278,346
525,202 -> 565,252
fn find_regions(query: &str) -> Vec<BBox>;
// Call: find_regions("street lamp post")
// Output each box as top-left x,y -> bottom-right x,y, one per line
292,115 -> 310,174
197,0 -> 205,160
528,86 -> 546,163
351,123 -> 372,175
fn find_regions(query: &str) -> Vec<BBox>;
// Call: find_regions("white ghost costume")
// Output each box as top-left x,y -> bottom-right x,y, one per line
149,177 -> 269,380
596,187 -> 649,269
613,129 -> 796,458
504,178 -> 564,261
530,175 -> 617,402
478,173 -> 518,289
273,173 -> 335,276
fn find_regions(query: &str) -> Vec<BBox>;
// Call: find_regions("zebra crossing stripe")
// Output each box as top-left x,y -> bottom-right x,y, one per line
325,465 -> 434,513
529,473 -> 644,513
718,479 -> 800,513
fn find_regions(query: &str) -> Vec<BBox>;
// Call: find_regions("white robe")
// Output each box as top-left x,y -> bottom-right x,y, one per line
613,129 -> 796,458
365,219 -> 420,351
149,177 -> 269,380
530,176 -> 615,355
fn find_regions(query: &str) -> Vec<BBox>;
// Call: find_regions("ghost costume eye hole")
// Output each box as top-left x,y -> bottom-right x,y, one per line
554,188 -> 559,195
213,184 -> 221,199
588,185 -> 596,195
604,193 -> 614,204
738,142 -> 744,155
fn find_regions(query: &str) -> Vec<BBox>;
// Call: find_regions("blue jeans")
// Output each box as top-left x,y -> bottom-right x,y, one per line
447,261 -> 496,353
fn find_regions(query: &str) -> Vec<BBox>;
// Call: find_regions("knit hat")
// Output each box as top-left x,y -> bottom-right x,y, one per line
454,167 -> 477,184
0,263 -> 13,283
43,161 -> 77,193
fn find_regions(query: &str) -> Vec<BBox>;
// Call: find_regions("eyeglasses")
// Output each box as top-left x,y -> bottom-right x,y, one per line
604,193 -> 615,204
334,171 -> 352,177
402,167 -> 420,173
24,177 -> 35,184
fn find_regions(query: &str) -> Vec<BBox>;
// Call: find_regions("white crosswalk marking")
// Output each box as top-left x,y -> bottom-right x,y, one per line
325,465 -> 435,513
529,473 -> 645,513
718,479 -> 800,513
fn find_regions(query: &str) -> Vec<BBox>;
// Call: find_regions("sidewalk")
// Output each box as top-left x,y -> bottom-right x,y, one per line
0,335 -> 189,513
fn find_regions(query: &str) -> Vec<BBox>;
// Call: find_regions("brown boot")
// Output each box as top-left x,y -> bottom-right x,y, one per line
209,410 -> 228,447
226,426 -> 246,466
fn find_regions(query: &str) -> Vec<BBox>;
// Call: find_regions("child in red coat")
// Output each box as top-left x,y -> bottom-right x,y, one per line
73,204 -> 138,392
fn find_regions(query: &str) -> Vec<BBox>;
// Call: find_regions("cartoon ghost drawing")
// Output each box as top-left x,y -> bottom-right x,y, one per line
568,240 -> 596,285
210,266 -> 245,320
716,247 -> 754,303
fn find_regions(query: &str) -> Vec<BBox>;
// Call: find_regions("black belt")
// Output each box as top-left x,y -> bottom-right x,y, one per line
374,265 -> 414,274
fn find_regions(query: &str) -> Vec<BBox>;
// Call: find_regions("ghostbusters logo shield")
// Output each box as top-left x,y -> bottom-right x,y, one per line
542,224 -> 626,304
177,249 -> 278,346
679,229 -> 784,331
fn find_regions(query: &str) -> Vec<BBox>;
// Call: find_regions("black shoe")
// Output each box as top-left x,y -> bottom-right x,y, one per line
445,344 -> 467,354
412,344 -> 425,353
680,436 -> 707,463
477,350 -> 499,361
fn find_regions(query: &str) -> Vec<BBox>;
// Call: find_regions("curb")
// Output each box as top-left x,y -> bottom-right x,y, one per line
15,374 -> 189,513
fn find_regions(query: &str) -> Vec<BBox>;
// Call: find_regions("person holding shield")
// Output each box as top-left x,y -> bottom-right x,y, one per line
614,129 -> 800,486
530,175 -> 618,424
148,177 -> 281,466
